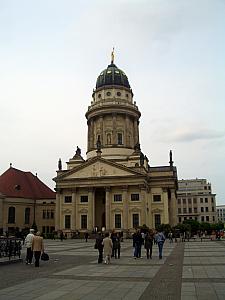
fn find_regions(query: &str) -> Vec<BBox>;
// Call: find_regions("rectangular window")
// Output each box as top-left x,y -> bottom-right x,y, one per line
200,198 -> 203,203
189,208 -> 192,213
205,207 -> 209,212
183,198 -> 186,204
155,214 -> 161,227
115,214 -> 121,229
42,226 -> 45,234
131,194 -> 139,201
178,198 -> 181,204
24,208 -> 30,224
205,198 -> 208,203
188,198 -> 191,204
80,195 -> 88,203
65,215 -> 71,229
51,210 -> 54,219
212,207 -> 214,212
183,208 -> 187,213
211,197 -> 214,203
201,207 -> 204,212
117,133 -> 123,145
46,210 -> 50,219
153,195 -> 161,202
64,196 -> 72,203
132,214 -> 139,228
179,217 -> 182,223
178,208 -> 181,214
42,210 -> 46,219
193,198 -> 197,203
114,194 -> 122,202
81,215 -> 87,229
206,216 -> 209,222
201,216 -> 204,222
213,216 -> 215,222
194,207 -> 197,213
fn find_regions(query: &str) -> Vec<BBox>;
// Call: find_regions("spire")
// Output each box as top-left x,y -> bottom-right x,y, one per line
58,158 -> 62,171
111,47 -> 115,64
169,150 -> 174,169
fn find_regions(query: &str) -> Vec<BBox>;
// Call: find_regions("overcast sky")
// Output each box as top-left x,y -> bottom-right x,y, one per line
0,0 -> 224,204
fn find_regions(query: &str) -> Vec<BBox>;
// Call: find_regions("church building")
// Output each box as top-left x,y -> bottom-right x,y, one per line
54,54 -> 178,234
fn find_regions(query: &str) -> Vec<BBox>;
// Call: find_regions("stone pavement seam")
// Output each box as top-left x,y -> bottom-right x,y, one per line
139,243 -> 185,300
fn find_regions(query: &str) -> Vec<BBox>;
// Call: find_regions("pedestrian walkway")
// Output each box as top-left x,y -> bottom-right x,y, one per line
0,239 -> 225,299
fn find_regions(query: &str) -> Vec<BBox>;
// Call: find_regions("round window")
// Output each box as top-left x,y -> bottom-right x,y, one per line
106,91 -> 111,96
117,92 -> 121,96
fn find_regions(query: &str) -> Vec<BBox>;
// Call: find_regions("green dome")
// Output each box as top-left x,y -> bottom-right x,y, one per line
96,63 -> 130,89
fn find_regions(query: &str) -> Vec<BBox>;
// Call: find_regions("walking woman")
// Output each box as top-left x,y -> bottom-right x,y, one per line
145,230 -> 154,259
103,232 -> 113,264
32,231 -> 44,267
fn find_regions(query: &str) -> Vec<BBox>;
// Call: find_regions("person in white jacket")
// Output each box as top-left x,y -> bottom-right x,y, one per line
25,229 -> 35,264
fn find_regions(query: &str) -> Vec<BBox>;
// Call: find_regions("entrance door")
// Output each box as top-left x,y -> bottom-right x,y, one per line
94,188 -> 105,231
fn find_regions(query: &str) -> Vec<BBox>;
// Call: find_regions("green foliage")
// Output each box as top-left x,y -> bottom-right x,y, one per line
156,224 -> 171,235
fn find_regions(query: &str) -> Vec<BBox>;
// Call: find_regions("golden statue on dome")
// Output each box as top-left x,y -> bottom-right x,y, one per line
111,47 -> 115,64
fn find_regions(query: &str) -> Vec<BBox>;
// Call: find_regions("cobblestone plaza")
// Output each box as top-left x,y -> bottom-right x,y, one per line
0,239 -> 225,299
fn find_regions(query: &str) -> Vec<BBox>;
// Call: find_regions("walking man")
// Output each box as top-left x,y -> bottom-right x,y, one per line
25,228 -> 35,264
155,230 -> 166,259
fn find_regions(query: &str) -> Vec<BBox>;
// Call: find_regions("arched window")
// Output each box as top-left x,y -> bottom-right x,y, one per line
25,207 -> 30,224
8,207 -> 15,224
117,133 -> 123,145
106,133 -> 111,145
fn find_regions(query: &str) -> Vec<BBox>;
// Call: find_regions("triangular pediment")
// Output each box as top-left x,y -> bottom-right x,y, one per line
57,157 -> 144,180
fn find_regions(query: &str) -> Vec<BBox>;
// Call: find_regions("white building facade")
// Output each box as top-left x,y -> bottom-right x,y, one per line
177,179 -> 217,223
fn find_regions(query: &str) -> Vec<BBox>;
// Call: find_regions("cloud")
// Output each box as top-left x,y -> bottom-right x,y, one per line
168,128 -> 225,142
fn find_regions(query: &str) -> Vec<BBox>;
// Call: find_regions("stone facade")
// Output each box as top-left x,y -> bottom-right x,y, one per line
0,168 -> 55,235
54,59 -> 178,234
177,179 -> 217,223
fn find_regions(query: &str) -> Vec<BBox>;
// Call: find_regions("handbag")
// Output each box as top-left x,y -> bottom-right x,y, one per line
41,252 -> 49,261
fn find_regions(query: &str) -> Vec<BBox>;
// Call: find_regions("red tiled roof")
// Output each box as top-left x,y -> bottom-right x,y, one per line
0,168 -> 55,199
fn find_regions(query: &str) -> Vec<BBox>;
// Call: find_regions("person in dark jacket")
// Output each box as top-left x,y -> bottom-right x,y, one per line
112,233 -> 121,259
95,232 -> 104,263
144,230 -> 154,259
133,230 -> 143,258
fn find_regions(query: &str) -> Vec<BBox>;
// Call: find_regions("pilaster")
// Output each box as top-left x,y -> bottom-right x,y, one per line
122,186 -> 128,230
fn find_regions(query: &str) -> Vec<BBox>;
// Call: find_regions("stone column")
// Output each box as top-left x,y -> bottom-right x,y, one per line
59,194 -> 63,229
141,187 -> 146,225
170,189 -> 177,226
55,193 -> 60,231
125,115 -> 129,147
90,119 -> 94,149
133,119 -> 138,145
163,188 -> 169,224
88,188 -> 93,230
105,187 -> 111,230
112,113 -> 117,145
122,186 -> 128,230
75,192 -> 79,229
72,191 -> 76,230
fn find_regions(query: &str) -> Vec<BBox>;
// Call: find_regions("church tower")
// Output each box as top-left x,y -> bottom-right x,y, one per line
54,53 -> 178,235
86,51 -> 141,161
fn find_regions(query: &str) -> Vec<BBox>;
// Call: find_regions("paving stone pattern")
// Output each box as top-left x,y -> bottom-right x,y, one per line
0,239 -> 225,299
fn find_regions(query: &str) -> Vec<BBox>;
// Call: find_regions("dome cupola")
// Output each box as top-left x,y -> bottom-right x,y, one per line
96,63 -> 130,89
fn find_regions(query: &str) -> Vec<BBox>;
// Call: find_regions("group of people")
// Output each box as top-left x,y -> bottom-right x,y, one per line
133,229 -> 166,259
24,229 -> 45,267
95,231 -> 121,264
95,229 -> 166,264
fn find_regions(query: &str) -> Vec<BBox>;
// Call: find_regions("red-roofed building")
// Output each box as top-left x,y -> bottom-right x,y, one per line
0,167 -> 56,235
